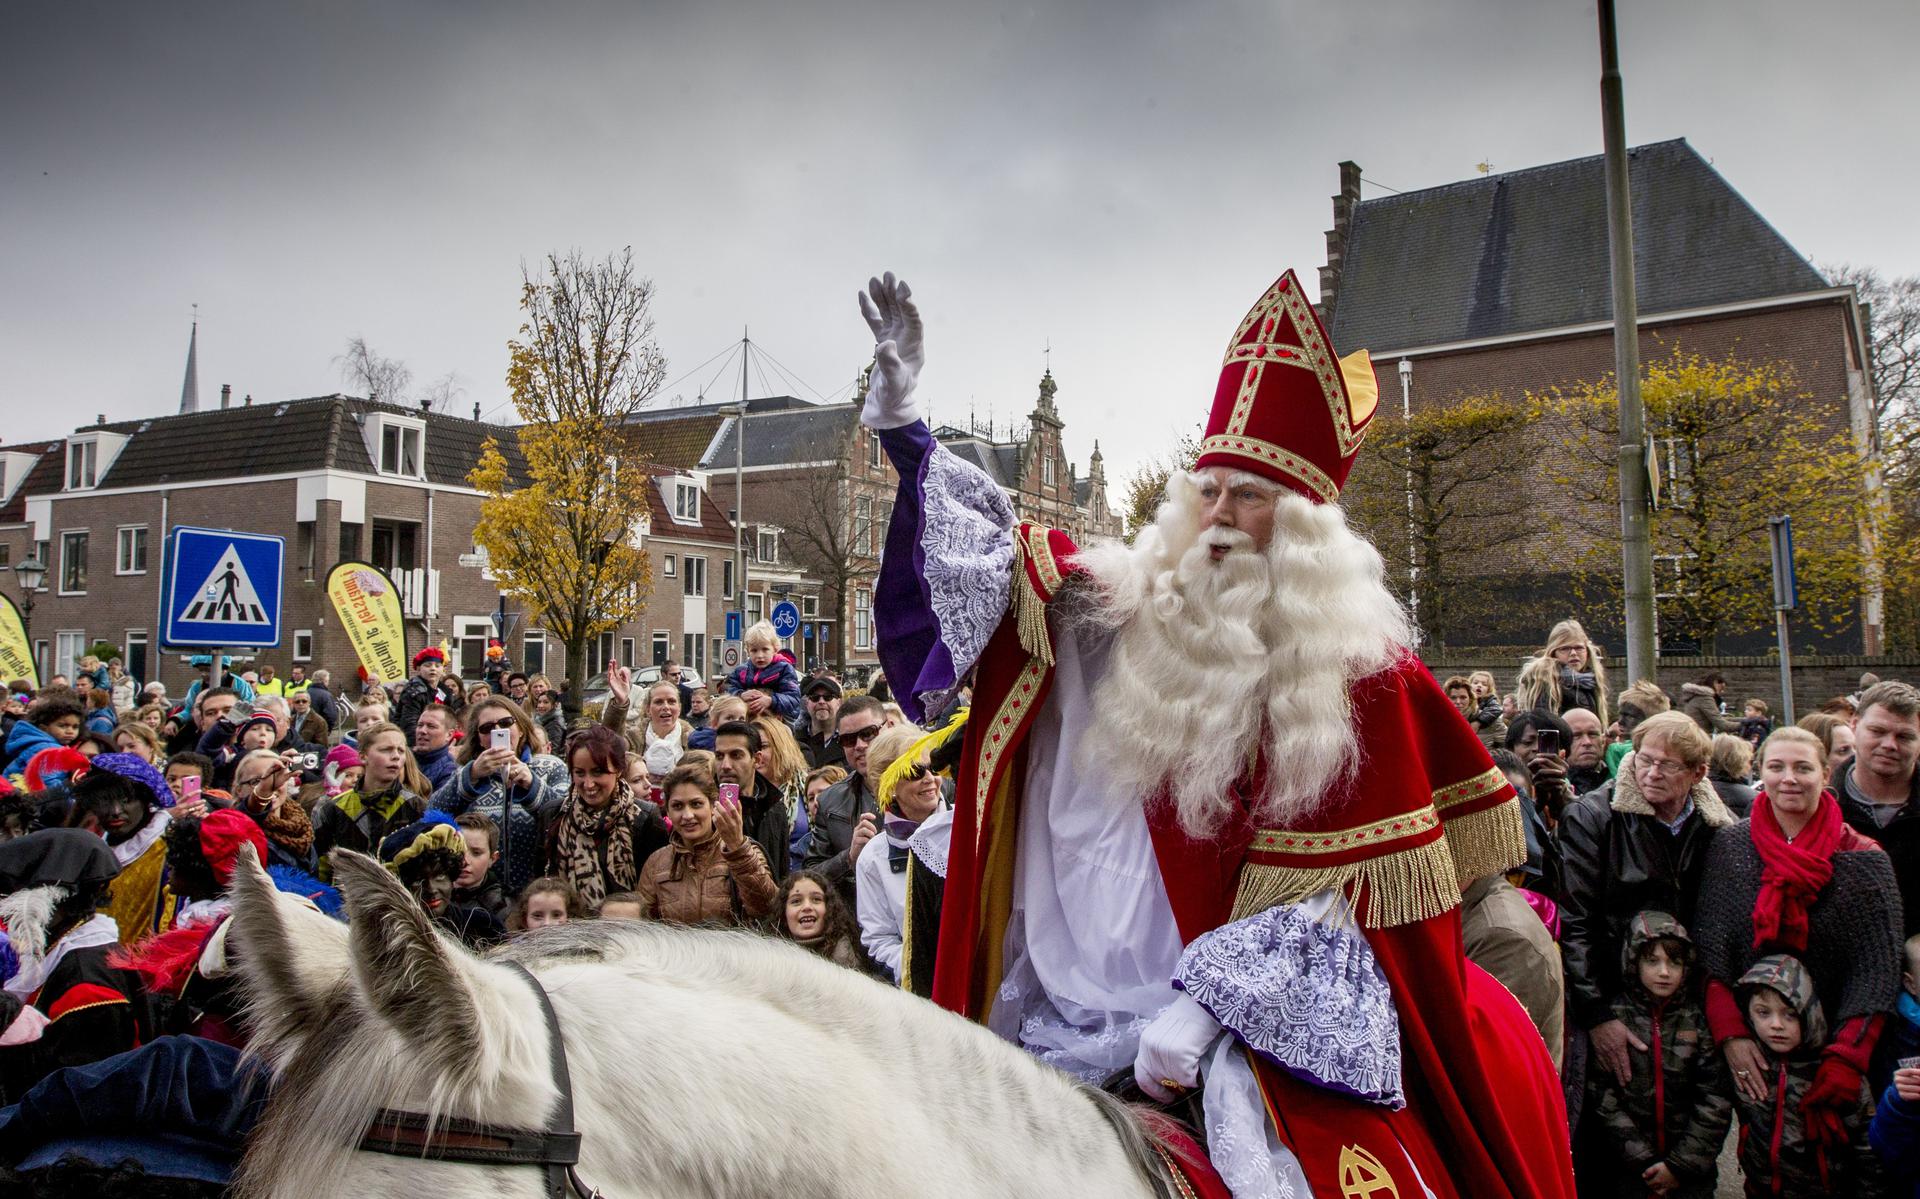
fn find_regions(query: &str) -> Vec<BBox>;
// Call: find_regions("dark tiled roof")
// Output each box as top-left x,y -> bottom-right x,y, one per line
51,396 -> 528,491
700,401 -> 859,469
1328,139 -> 1830,354
0,443 -> 61,525
622,416 -> 723,471
1074,477 -> 1093,507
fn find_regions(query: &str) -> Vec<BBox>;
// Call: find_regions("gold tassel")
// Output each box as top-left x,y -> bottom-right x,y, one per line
1229,837 -> 1461,929
1013,570 -> 1054,666
1441,798 -> 1529,887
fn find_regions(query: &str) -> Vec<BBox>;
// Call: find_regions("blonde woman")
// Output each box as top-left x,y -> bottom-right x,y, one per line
753,715 -> 811,873
1515,619 -> 1609,726
310,721 -> 428,876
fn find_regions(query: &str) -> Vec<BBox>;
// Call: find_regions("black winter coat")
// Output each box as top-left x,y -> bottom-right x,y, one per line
1832,756 -> 1920,937
1555,772 -> 1736,1031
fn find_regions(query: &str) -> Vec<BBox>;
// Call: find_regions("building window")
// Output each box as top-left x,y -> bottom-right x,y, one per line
868,432 -> 884,471
115,525 -> 148,575
455,617 -> 492,678
722,557 -> 735,599
673,481 -> 700,521
803,594 -> 818,618
377,420 -> 425,478
65,441 -> 97,490
854,588 -> 873,650
124,630 -> 149,683
1042,453 -> 1055,488
292,629 -> 314,662
683,633 -> 705,677
296,522 -> 316,574
855,496 -> 873,556
682,556 -> 706,598
523,631 -> 547,676
55,631 -> 86,683
58,531 -> 88,594
587,632 -> 615,677
746,592 -> 764,628
651,631 -> 670,666
663,554 -> 676,577
0,544 -> 9,569
620,637 -> 636,669
370,521 -> 418,573
757,527 -> 780,563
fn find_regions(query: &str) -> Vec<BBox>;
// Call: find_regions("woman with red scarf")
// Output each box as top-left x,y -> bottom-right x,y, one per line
1695,726 -> 1902,1147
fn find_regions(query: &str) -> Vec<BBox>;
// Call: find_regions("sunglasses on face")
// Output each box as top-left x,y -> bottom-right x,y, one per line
899,760 -> 932,782
842,724 -> 884,745
475,717 -> 516,736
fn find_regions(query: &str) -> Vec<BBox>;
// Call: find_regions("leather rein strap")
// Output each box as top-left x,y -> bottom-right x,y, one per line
359,962 -> 600,1198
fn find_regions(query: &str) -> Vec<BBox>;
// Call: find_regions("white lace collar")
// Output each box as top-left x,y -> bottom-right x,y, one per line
109,808 -> 171,868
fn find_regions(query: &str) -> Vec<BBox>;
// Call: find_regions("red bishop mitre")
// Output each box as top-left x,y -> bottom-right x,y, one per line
1192,270 -> 1380,504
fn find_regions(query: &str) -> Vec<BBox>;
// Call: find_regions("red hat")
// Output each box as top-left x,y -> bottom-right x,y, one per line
199,809 -> 268,885
412,647 -> 446,668
1192,270 -> 1380,504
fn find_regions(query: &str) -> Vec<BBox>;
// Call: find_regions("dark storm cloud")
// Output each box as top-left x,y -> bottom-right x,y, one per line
2,0 -> 1914,486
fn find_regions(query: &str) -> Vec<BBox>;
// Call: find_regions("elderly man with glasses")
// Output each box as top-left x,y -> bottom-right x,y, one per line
802,693 -> 893,904
1556,710 -> 1737,1166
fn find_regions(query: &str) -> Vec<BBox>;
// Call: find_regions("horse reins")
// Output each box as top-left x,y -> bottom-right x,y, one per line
359,962 -> 603,1199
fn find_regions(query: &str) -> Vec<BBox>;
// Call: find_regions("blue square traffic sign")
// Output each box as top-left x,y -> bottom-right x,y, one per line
160,526 -> 285,648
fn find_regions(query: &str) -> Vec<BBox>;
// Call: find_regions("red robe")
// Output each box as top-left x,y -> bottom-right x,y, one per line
932,523 -> 1574,1199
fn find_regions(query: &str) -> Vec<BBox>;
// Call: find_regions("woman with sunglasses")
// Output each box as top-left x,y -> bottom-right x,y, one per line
853,723 -> 953,982
432,696 -> 568,897
231,747 -> 318,872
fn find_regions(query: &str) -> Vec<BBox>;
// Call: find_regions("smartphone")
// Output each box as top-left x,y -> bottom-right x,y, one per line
1901,1056 -> 1920,1072
1535,728 -> 1562,756
490,727 -> 513,752
180,775 -> 202,806
718,783 -> 740,806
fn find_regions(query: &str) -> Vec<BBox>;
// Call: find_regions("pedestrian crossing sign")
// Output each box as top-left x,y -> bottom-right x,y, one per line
161,526 -> 285,648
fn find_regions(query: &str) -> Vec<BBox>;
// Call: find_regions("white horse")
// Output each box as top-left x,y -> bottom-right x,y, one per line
224,846 -> 1185,1198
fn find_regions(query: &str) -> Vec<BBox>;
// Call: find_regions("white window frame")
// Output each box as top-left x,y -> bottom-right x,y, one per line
663,553 -> 676,577
1042,452 -> 1055,487
65,440 -> 97,490
58,529 -> 88,595
651,630 -> 670,666
682,556 -> 707,598
124,629 -> 149,683
854,587 -> 873,651
375,415 -> 427,480
683,632 -> 705,677
757,526 -> 780,563
802,594 -> 818,618
868,432 -> 884,470
292,629 -> 314,662
620,637 -> 636,669
55,630 -> 86,683
855,496 -> 873,556
673,480 -> 701,522
115,524 -> 148,575
523,630 -> 548,676
721,557 -> 735,600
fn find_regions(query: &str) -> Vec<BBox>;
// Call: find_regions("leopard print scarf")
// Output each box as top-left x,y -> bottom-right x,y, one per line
552,781 -> 641,909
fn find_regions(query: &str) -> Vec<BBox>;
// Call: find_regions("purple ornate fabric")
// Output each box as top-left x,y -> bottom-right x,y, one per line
1174,904 -> 1405,1108
875,421 -> 1014,722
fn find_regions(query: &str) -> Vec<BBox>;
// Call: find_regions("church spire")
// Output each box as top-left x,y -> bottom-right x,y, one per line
178,310 -> 200,414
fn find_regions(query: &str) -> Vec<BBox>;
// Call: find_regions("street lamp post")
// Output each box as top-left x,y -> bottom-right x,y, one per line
13,557 -> 47,682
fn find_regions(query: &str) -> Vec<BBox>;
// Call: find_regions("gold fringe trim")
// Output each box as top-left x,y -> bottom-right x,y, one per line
1229,835 -> 1460,929
1013,566 -> 1054,666
1441,796 -> 1529,887
899,854 -> 917,993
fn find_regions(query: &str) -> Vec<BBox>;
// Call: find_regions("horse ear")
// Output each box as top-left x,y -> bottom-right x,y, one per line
331,848 -> 479,1054
225,843 -> 351,1062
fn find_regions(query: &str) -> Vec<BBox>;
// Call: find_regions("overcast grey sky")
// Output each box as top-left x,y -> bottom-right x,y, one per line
4,0 -> 1915,485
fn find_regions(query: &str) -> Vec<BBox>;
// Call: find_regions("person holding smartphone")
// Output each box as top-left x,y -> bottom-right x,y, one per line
433,697 -> 570,897
633,763 -> 776,927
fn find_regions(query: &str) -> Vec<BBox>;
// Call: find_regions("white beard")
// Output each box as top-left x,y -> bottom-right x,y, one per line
1072,472 -> 1410,838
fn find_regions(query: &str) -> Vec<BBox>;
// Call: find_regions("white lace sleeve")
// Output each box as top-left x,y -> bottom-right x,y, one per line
920,443 -> 1015,678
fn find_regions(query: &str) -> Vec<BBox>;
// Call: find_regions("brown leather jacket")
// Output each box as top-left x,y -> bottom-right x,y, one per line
636,832 -> 777,927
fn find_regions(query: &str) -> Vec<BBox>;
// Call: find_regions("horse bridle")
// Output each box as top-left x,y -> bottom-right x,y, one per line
358,962 -> 602,1199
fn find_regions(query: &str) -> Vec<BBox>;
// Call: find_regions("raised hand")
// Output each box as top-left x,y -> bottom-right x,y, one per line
856,271 -> 926,429
607,662 -> 632,704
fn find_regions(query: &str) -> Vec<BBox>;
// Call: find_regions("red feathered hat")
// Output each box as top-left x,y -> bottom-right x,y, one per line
199,809 -> 268,886
24,746 -> 91,793
1192,270 -> 1380,504
412,646 -> 445,668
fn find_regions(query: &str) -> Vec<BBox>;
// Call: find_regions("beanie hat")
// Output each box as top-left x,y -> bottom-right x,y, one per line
85,752 -> 178,809
412,647 -> 446,668
236,713 -> 279,742
199,810 -> 268,885
322,744 -> 362,799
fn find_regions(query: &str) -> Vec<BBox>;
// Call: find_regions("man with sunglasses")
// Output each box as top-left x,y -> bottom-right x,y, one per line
797,676 -> 846,770
803,694 -> 892,903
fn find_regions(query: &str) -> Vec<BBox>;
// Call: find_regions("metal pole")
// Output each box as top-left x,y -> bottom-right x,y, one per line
1398,358 -> 1419,640
736,330 -> 749,640
1775,610 -> 1796,726
1598,0 -> 1657,683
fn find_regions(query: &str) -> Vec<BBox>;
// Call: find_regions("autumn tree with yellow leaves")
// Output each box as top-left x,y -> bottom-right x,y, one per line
1551,349 -> 1875,653
470,248 -> 667,714
1343,392 -> 1543,650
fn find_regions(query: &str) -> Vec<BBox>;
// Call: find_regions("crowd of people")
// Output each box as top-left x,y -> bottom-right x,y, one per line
8,608 -> 1920,1195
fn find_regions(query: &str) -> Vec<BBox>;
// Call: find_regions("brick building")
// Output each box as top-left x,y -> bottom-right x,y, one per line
1318,139 -> 1879,651
626,370 -> 1121,674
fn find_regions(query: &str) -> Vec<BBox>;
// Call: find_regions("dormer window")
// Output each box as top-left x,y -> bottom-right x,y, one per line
377,417 -> 426,478
1042,452 -> 1055,488
756,526 -> 781,563
66,440 -> 97,490
673,480 -> 700,522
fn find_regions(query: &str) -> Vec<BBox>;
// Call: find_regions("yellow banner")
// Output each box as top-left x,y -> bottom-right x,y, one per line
326,562 -> 408,685
0,595 -> 35,690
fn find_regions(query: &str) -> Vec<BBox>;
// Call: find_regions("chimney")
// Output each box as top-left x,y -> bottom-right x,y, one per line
419,396 -> 432,413
1318,160 -> 1364,329
95,413 -> 105,426
220,384 -> 232,409
244,393 -> 253,406
472,402 -> 482,421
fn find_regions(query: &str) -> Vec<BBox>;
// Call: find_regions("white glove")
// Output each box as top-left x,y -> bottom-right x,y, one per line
1133,992 -> 1223,1103
856,271 -> 926,429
